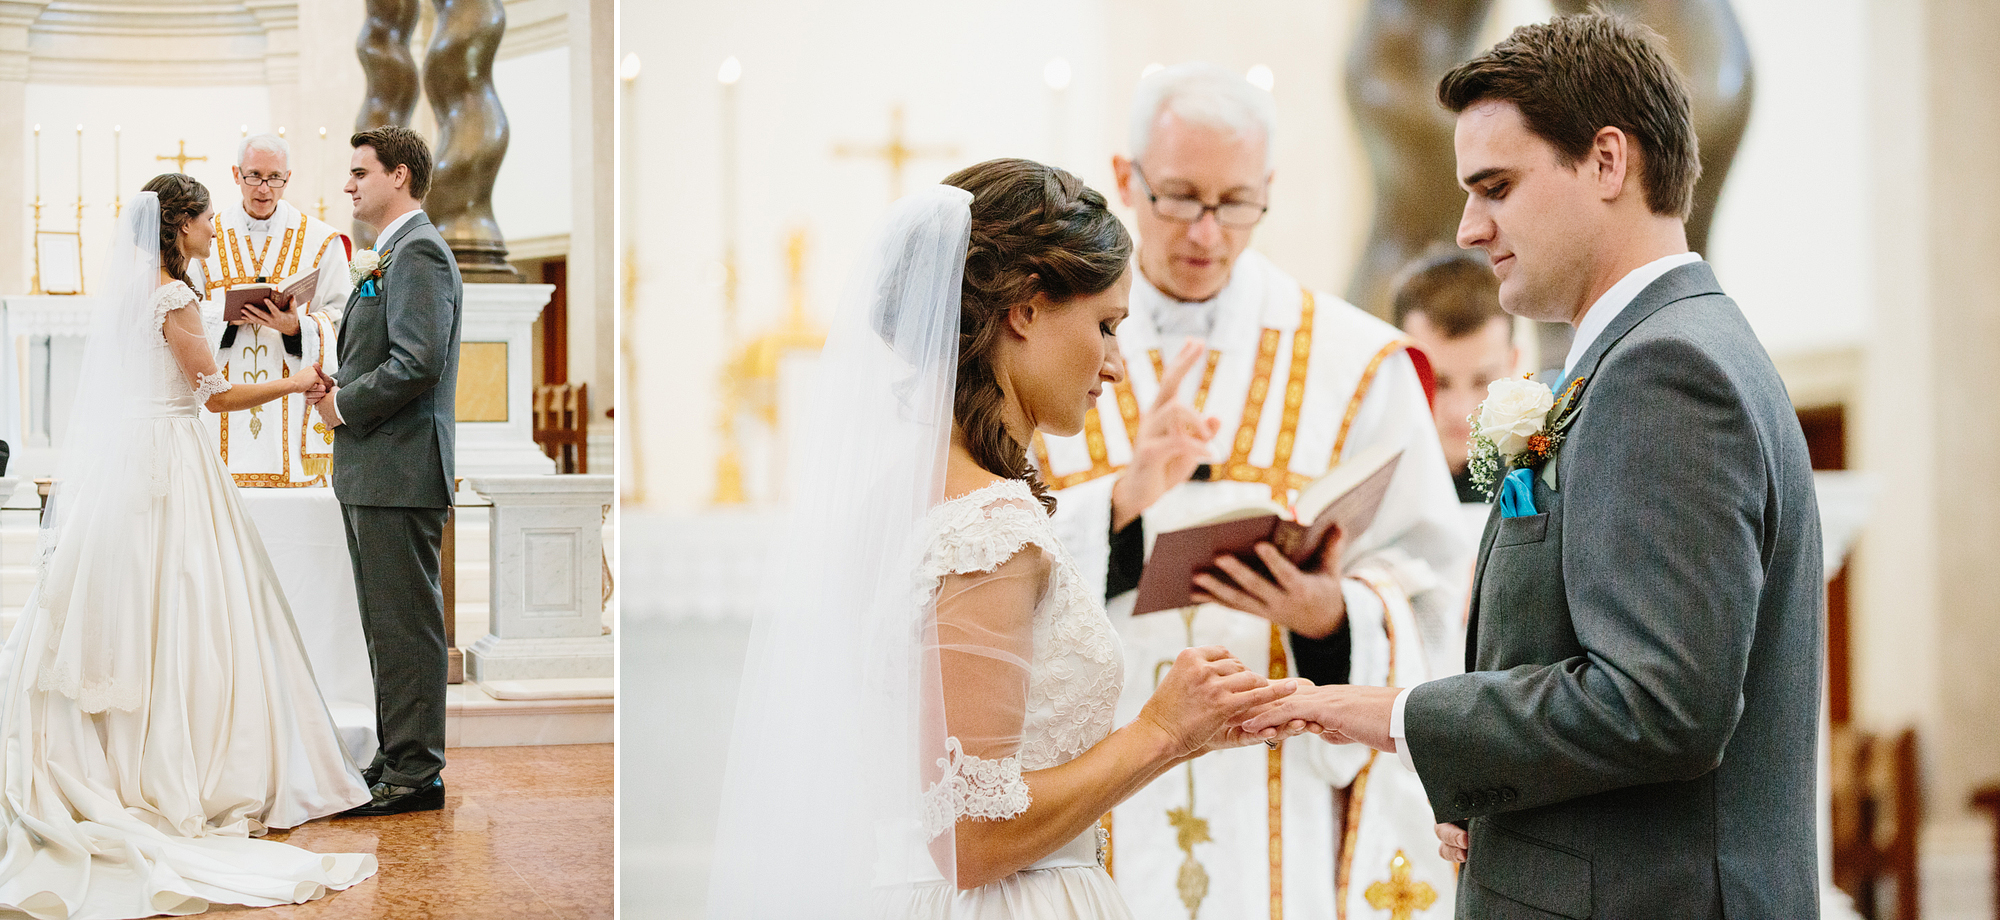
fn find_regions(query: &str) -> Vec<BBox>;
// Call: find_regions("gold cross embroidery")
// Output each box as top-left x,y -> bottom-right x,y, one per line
1363,850 -> 1438,920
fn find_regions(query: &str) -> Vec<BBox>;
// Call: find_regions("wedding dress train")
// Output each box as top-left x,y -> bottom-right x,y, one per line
0,281 -> 373,919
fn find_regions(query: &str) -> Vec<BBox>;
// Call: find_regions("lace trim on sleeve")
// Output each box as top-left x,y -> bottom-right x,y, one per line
151,281 -> 197,341
922,736 -> 1031,837
192,372 -> 232,402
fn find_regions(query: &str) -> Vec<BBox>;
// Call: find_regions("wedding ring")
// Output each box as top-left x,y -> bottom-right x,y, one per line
1263,738 -> 1280,749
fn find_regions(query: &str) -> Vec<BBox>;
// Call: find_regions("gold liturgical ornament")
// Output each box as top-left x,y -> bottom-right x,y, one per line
156,140 -> 207,173
712,229 -> 829,505
834,105 -> 959,202
1363,850 -> 1438,920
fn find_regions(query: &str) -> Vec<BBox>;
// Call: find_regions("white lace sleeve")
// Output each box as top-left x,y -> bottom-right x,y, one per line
924,737 -> 1031,836
192,372 -> 232,401
151,281 -> 197,341
917,482 -> 1057,835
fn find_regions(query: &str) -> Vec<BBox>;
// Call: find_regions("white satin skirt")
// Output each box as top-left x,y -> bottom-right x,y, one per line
879,829 -> 1132,920
0,415 -> 374,919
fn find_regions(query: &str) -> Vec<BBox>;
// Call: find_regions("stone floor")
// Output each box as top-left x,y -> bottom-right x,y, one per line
211,743 -> 613,919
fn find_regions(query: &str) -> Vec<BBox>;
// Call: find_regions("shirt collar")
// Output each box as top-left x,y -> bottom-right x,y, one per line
1562,251 -> 1703,378
241,200 -> 286,234
374,209 -> 423,249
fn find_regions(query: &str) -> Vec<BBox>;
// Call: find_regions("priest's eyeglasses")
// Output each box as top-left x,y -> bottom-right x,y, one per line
1131,164 -> 1267,228
240,174 -> 289,188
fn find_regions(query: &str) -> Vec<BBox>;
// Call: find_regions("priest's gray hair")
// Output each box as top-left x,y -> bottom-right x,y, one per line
238,133 -> 290,168
1129,62 -> 1276,172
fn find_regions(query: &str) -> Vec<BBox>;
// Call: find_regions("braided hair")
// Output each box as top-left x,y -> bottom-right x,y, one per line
942,159 -> 1132,513
141,173 -> 210,291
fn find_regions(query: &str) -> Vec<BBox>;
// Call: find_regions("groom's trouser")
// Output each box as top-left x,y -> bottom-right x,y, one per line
341,503 -> 450,789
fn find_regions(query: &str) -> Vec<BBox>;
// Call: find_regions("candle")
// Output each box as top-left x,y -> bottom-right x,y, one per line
32,124 -> 39,196
112,126 -> 119,199
75,125 -> 82,205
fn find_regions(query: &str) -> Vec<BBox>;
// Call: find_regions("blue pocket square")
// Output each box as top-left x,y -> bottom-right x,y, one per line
359,278 -> 378,297
1498,468 -> 1538,518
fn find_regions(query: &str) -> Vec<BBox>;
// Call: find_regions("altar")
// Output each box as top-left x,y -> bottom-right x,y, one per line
238,487 -> 377,765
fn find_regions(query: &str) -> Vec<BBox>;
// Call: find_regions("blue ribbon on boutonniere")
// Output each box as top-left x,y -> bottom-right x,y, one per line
359,278 -> 378,297
1498,468 -> 1537,518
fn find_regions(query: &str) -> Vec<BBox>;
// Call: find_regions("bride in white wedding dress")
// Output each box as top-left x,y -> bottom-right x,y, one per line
706,160 -> 1304,919
0,175 -> 374,919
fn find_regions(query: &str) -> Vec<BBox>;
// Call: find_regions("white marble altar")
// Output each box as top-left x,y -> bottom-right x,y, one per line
463,474 -> 613,684
237,487 -> 376,765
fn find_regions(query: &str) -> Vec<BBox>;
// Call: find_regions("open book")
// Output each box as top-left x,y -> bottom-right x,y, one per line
1131,444 -> 1404,615
222,266 -> 318,322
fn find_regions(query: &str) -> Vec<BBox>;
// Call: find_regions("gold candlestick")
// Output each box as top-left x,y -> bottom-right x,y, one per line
74,125 -> 83,226
711,56 -> 745,505
29,125 -> 41,295
316,127 -> 328,221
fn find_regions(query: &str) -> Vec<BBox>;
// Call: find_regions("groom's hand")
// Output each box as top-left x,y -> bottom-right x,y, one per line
1436,822 -> 1469,864
312,369 -> 342,427
1239,683 -> 1400,753
1193,536 -> 1346,638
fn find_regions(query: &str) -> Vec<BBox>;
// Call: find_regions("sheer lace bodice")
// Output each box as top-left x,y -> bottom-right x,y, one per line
917,479 -> 1123,833
147,281 -> 220,416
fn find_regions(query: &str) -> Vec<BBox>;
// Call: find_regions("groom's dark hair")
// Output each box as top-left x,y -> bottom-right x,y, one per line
350,125 -> 433,200
1438,12 -> 1701,220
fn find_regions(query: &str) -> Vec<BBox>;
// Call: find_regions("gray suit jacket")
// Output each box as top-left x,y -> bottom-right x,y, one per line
331,212 -> 462,508
1404,262 -> 1822,919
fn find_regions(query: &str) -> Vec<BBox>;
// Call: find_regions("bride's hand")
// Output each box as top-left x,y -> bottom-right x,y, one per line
1198,680 -> 1325,753
1136,646 -> 1299,760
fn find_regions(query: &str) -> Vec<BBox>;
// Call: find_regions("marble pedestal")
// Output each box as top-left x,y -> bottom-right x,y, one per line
456,283 -> 558,477
463,475 -> 613,684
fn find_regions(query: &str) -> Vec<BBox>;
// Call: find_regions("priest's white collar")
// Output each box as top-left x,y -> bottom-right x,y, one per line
1562,251 -> 1703,379
375,209 -> 422,248
238,199 -> 292,234
1130,249 -> 1278,352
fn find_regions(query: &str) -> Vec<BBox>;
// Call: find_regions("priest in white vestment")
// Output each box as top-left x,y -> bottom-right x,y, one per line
198,133 -> 351,487
1038,64 -> 1472,920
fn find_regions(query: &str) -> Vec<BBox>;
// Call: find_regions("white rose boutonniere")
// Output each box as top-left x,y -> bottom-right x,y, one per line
349,249 -> 381,284
349,248 -> 391,297
1466,374 -> 1589,498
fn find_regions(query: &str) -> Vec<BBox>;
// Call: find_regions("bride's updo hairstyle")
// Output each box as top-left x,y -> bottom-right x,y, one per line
943,158 -> 1132,512
143,173 -> 210,292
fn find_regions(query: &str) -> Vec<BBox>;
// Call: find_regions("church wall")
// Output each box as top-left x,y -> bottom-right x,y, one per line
492,46 -> 574,246
21,83 -> 272,293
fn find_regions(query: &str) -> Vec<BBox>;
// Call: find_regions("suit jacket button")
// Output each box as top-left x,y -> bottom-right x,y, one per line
1453,793 -> 1472,810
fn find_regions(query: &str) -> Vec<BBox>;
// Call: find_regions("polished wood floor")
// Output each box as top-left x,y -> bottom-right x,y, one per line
212,743 -> 613,919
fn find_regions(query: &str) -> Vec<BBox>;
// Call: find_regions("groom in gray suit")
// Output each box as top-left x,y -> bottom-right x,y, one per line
1245,14 -> 1822,918
308,125 -> 462,816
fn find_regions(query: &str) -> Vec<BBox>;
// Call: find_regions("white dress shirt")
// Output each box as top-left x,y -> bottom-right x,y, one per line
1388,250 -> 1705,773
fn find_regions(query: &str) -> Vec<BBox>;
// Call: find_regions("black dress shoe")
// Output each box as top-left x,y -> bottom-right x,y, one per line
341,778 -> 444,817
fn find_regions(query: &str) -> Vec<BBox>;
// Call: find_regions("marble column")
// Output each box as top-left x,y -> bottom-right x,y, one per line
1852,0 -> 2000,889
463,474 -> 613,683
569,0 -> 615,471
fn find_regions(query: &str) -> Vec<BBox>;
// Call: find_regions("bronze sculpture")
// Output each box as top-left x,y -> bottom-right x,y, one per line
355,0 -> 521,282
1344,0 -> 1753,317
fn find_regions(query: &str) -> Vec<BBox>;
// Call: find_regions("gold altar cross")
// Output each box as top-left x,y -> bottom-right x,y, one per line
157,140 -> 206,172
834,105 -> 958,201
1363,850 -> 1439,920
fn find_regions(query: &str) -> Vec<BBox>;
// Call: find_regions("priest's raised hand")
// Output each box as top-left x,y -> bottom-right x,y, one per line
1110,338 -> 1221,531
